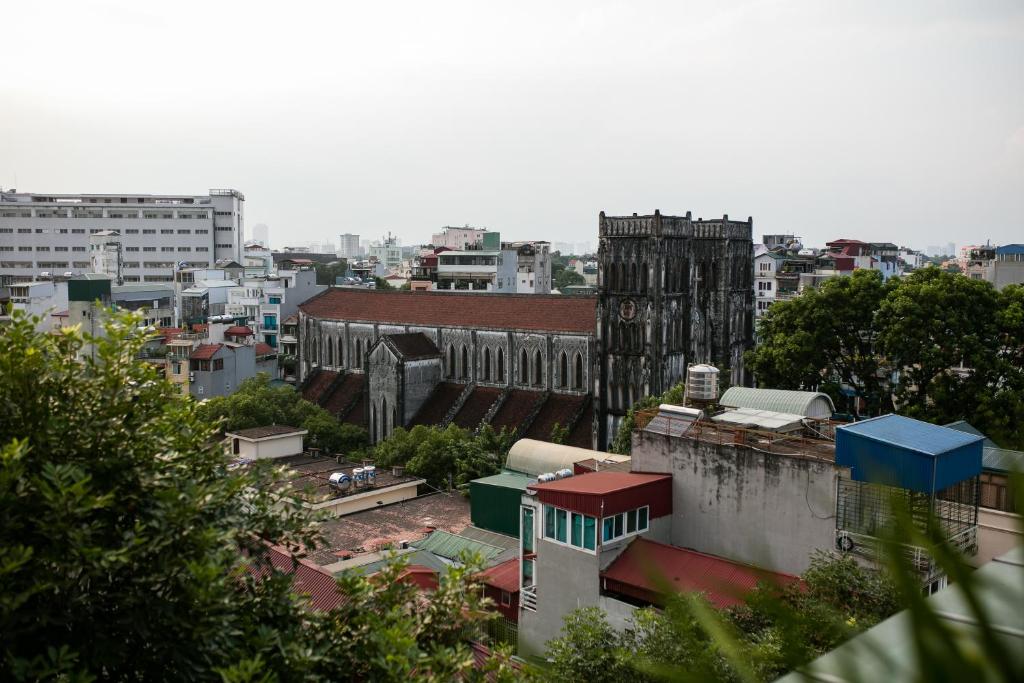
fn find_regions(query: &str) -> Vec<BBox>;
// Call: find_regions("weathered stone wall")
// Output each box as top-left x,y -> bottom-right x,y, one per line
631,429 -> 843,576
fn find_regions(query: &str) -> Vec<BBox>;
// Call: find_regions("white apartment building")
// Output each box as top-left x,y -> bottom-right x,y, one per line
436,249 -> 518,292
338,233 -> 361,259
0,189 -> 245,283
753,252 -> 784,318
224,265 -> 326,349
1,279 -> 69,331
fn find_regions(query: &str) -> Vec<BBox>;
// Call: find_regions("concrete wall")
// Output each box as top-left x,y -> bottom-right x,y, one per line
235,434 -> 304,460
972,508 -> 1022,567
632,430 -> 843,575
312,481 -> 422,517
367,343 -> 399,443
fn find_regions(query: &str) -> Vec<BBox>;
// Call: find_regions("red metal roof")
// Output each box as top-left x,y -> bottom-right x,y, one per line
251,545 -> 349,611
394,565 -> 439,592
300,288 -> 597,334
601,538 -> 798,609
225,325 -> 253,336
189,343 -> 223,360
529,471 -> 672,518
254,342 -> 275,356
478,558 -> 520,593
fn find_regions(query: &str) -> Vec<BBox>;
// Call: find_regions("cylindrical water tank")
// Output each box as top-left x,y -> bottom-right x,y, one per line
555,468 -> 574,479
364,465 -> 376,485
687,364 -> 720,401
352,467 -> 364,486
537,472 -> 557,483
329,472 -> 351,490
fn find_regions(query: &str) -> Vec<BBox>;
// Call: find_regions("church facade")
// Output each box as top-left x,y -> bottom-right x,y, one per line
296,210 -> 753,450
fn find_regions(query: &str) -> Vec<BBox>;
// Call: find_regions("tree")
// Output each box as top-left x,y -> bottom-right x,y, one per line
545,607 -> 630,683
610,381 -> 686,454
374,424 -> 506,489
0,310 -> 513,681
746,270 -> 894,415
313,259 -> 348,285
374,276 -> 394,290
197,374 -> 369,456
554,268 -> 585,291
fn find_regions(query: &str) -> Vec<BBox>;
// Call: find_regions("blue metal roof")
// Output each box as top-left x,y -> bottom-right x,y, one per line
836,415 -> 983,493
996,244 -> 1024,255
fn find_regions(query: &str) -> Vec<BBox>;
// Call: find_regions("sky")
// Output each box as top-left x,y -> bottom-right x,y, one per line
1,0 -> 1021,251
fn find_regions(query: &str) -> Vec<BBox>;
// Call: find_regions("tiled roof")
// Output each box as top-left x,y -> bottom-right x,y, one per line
489,390 -> 544,432
251,545 -> 349,611
300,288 -> 597,334
479,558 -> 520,593
409,382 -> 466,426
601,538 -> 798,609
524,393 -> 588,441
451,386 -> 503,429
189,343 -> 223,360
228,424 -> 305,440
254,342 -> 275,356
301,369 -> 338,404
324,373 -> 363,416
225,325 -> 253,336
567,401 -> 595,448
385,332 -> 441,360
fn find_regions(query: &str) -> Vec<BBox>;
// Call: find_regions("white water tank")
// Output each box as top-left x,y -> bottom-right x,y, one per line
555,468 -> 574,480
328,472 -> 351,490
687,364 -> 720,401
537,472 -> 557,483
352,467 -> 364,487
364,465 -> 376,485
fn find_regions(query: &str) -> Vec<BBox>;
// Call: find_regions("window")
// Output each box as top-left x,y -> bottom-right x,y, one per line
196,229 -> 209,234
177,229 -> 191,234
602,517 -> 615,542
583,515 -> 596,550
627,509 -> 637,534
160,229 -> 174,235
212,358 -> 224,371
497,347 -> 505,382
638,506 -> 648,531
521,506 -> 534,553
161,247 -> 175,252
126,246 -> 139,252
18,246 -> 31,252
555,508 -> 567,543
143,246 -> 156,252
125,229 -> 139,234
519,348 -> 528,383
71,228 -> 85,234
544,505 -> 555,539
574,352 -> 583,390
559,351 -> 568,388
72,246 -> 86,252
602,506 -> 649,543
461,345 -> 469,380
177,247 -> 191,252
196,247 -> 209,252
484,347 -> 491,381
571,513 -> 582,547
143,229 -> 156,234
533,349 -> 543,386
500,590 -> 512,607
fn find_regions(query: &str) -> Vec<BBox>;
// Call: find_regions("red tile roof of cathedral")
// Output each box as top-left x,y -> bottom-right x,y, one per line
300,288 -> 597,334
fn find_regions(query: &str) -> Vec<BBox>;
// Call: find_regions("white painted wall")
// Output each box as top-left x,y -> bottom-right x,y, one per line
233,433 -> 304,460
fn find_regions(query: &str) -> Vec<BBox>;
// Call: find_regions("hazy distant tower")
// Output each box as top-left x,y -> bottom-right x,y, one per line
251,223 -> 270,247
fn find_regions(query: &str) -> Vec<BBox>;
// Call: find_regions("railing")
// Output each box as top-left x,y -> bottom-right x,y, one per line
835,527 -> 977,584
520,585 -> 537,611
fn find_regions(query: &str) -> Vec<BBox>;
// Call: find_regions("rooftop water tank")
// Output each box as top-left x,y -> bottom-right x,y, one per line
328,472 -> 351,490
364,465 -> 376,485
687,364 -> 720,402
554,468 -> 574,479
537,472 -> 557,483
352,467 -> 364,486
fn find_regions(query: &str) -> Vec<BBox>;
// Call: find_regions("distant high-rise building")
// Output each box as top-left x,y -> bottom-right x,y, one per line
338,233 -> 361,259
0,188 -> 245,283
251,223 -> 269,247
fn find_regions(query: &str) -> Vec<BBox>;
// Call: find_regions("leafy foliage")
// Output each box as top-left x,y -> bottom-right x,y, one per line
747,269 -> 1024,447
0,309 -> 515,681
544,553 -> 900,682
197,374 -> 369,456
610,381 -> 686,454
372,423 -> 512,489
312,259 -> 348,285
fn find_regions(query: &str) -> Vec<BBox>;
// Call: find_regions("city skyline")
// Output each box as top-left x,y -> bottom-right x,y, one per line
1,1 -> 1021,249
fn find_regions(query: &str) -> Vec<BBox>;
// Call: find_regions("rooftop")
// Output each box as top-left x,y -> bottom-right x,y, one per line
710,407 -> 807,433
248,545 -> 349,611
227,425 -> 306,440
411,530 -> 506,565
838,414 -> 983,457
276,454 -> 421,504
383,332 -> 441,360
472,470 -> 535,491
601,537 -> 799,609
310,492 -> 471,565
299,288 -> 597,334
529,470 -> 671,496
719,387 -> 836,418
189,343 -> 223,360
479,558 -> 520,593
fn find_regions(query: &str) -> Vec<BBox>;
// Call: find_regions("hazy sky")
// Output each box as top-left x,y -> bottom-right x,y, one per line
1,0 -> 1021,250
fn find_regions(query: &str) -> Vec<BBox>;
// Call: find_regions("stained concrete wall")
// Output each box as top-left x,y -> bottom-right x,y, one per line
973,508 -> 1022,567
402,358 -> 441,425
631,429 -> 844,576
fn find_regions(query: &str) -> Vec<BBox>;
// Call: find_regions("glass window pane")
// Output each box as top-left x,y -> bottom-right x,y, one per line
522,558 -> 534,586
603,517 -> 615,542
556,509 -> 567,543
584,516 -> 596,550
614,514 -> 624,538
571,513 -> 583,547
627,509 -> 637,534
522,507 -> 535,553
544,505 -> 555,539
638,506 -> 649,531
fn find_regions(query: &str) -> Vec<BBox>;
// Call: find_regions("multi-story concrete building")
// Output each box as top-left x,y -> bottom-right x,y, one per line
965,244 -> 1024,290
509,241 -> 552,294
225,264 -> 326,350
431,226 -> 488,250
338,233 -> 361,259
0,189 -> 245,283
0,279 -> 69,331
435,249 -> 519,292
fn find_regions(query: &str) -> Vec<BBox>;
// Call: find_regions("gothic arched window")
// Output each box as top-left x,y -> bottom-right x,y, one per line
574,352 -> 584,390
355,338 -> 362,367
520,348 -> 528,384
484,347 -> 491,381
498,347 -> 505,382
640,263 -> 648,294
338,338 -> 344,367
630,262 -> 637,291
381,396 -> 388,438
559,351 -> 568,388
461,345 -> 469,380
448,345 -> 456,379
326,339 -> 333,366
533,349 -> 543,387
608,262 -> 617,290
371,404 -> 376,442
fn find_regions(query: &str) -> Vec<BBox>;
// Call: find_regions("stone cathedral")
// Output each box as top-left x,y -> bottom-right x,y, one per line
297,210 -> 753,450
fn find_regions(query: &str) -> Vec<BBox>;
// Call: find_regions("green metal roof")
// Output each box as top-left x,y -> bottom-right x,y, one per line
343,549 -> 451,577
719,387 -> 836,418
411,530 -> 505,563
775,547 -> 1024,682
944,420 -> 998,449
471,470 -> 534,491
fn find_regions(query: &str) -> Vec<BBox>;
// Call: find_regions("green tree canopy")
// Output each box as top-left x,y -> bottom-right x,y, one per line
373,423 -> 510,489
0,310 -> 511,681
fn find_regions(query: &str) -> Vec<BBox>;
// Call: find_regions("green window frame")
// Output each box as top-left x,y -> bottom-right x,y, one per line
603,517 -> 615,542
555,508 -> 567,543
522,507 -> 535,553
544,505 -> 555,539
638,506 -> 649,531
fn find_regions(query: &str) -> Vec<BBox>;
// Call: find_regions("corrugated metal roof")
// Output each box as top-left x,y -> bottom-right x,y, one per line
411,530 -> 505,564
983,446 -> 1024,474
530,471 -> 673,518
471,470 -> 534,491
711,407 -> 806,432
529,471 -> 670,495
601,538 -> 798,609
775,547 -> 1024,683
719,387 -> 836,418
479,558 -> 520,593
944,420 -> 998,449
996,243 -> 1024,255
839,414 -> 982,456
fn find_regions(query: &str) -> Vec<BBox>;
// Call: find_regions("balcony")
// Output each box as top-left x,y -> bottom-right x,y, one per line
520,584 -> 537,611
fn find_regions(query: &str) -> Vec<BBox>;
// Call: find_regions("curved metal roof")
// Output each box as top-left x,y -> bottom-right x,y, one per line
719,387 -> 836,418
505,439 -> 603,477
